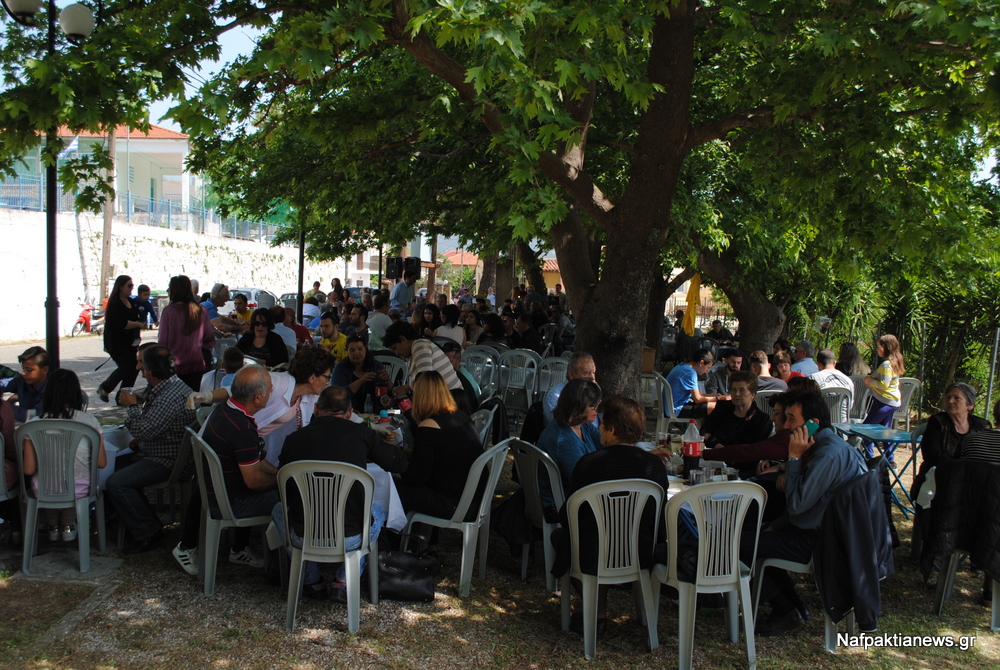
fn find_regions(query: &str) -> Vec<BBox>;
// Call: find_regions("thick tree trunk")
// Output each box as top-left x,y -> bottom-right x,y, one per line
478,250 -> 498,295
495,258 -> 514,306
698,249 -> 786,354
515,241 -> 546,295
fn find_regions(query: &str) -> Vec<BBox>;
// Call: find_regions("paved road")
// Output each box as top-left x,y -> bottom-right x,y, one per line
1,333 -> 133,423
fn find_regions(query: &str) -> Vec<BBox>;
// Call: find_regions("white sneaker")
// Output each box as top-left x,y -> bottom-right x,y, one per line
229,548 -> 264,568
47,525 -> 60,542
172,542 -> 199,576
62,526 -> 78,542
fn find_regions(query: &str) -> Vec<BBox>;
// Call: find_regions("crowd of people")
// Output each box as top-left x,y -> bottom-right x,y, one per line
3,275 -> 1000,642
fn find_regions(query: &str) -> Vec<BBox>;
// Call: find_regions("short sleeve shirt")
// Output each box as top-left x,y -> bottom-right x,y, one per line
666,362 -> 698,412
201,300 -> 219,320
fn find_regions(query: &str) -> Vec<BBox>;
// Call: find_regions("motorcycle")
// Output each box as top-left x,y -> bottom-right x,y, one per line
71,303 -> 105,337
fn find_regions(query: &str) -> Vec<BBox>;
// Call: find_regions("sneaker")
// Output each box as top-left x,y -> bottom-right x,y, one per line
47,525 -> 60,542
62,526 -> 78,542
173,542 -> 199,576
229,548 -> 265,568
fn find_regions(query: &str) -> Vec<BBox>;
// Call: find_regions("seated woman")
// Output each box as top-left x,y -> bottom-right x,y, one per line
478,313 -> 507,345
331,335 -> 390,413
436,304 -> 466,347
836,342 -> 870,377
773,351 -> 804,384
396,371 -> 482,520
420,304 -> 443,338
236,308 -> 290,368
535,379 -> 602,510
463,310 -> 484,348
700,371 -> 773,449
552,395 -> 668,638
21,369 -> 107,542
960,398 -> 1000,463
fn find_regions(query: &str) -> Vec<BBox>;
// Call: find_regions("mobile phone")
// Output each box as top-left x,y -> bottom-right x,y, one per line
805,420 -> 819,438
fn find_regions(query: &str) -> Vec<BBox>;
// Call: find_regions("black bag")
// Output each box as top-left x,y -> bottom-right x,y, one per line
377,549 -> 441,601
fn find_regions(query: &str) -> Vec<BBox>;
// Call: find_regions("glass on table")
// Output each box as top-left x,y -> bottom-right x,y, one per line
656,432 -> 669,449
689,469 -> 704,485
726,467 -> 740,481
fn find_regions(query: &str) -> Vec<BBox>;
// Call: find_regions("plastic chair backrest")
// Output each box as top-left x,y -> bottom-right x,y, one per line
470,408 -> 495,449
664,481 -> 766,587
537,357 -> 569,396
509,439 -> 564,527
190,428 -> 239,522
499,349 -> 540,391
565,479 -> 663,581
849,376 -> 870,420
215,337 -> 239,365
481,341 -> 510,354
448,441 -> 510,524
195,404 -> 216,430
374,355 -> 410,386
652,371 -> 679,419
15,419 -> 102,505
753,390 -> 781,415
462,348 -> 499,391
894,378 -> 921,428
277,460 -> 374,558
821,387 -> 852,424
538,323 -> 557,346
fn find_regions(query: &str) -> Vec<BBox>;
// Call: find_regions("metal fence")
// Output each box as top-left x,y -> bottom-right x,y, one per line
0,174 -> 291,244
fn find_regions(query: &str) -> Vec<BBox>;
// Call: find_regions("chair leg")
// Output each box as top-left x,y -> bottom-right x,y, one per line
477,514 -> 490,581
823,612 -> 837,653
992,578 -> 1000,632
581,574 -> 599,659
677,582 -> 698,670
632,581 -> 647,626
932,552 -> 962,616
285,550 -> 305,631
724,590 -> 738,643
639,573 -> 659,652
542,522 -> 557,592
369,548 -> 379,607
739,577 -> 756,670
752,564 -> 764,625
520,543 -> 530,581
22,501 -> 38,575
95,496 -> 107,553
346,552 -> 362,633
76,498 -> 91,573
458,525 -> 478,597
203,519 -> 222,597
560,574 -> 572,631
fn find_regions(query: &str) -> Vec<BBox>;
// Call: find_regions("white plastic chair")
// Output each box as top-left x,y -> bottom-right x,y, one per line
753,557 -> 857,652
462,347 -> 500,399
753,389 -> 781,415
15,419 -> 107,574
214,336 -> 239,366
893,378 -> 921,430
277,460 -> 378,633
498,349 -> 541,414
821,387 -> 853,424
480,340 -> 510,354
508,439 -> 564,591
401,441 -> 510,596
652,481 -> 766,670
0,434 -> 17,506
538,323 -> 557,358
933,550 -> 1000,632
470,406 -> 497,449
651,371 -> 687,435
848,376 -> 873,422
374,354 -> 410,386
560,479 -> 662,659
195,404 -> 216,430
536,357 -> 568,404
190,428 -> 272,596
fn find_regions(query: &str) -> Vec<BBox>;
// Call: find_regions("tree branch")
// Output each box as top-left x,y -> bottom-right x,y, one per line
664,266 -> 697,295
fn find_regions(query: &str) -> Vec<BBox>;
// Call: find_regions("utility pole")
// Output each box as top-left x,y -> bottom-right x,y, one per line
99,127 -> 116,301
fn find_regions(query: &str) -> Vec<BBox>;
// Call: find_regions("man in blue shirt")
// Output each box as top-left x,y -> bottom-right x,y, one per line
202,283 -> 248,336
2,346 -> 49,422
790,339 -> 819,376
389,270 -> 418,314
133,284 -> 159,328
665,348 -> 728,418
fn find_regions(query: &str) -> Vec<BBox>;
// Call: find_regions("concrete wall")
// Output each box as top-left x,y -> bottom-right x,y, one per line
0,209 -> 352,344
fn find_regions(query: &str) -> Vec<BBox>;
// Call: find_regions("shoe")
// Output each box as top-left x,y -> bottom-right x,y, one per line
569,611 -> 608,640
797,605 -> 811,623
62,525 -> 78,542
47,525 -> 60,542
328,581 -> 348,604
123,529 -> 163,555
755,607 -> 806,636
97,387 -> 110,403
302,579 -> 328,601
229,548 -> 265,568
172,542 -> 199,576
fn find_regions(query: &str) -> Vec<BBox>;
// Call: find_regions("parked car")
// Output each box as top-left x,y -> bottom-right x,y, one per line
222,287 -> 278,315
279,292 -> 301,311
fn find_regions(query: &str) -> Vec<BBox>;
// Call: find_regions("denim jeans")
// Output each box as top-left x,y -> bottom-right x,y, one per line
863,399 -> 898,459
271,501 -> 387,586
106,456 -> 171,541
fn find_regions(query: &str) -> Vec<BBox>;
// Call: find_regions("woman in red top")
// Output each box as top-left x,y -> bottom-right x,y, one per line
773,351 -> 804,384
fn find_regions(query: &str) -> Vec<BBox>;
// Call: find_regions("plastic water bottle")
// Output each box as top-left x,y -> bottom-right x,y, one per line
682,420 -> 703,481
364,395 -> 373,415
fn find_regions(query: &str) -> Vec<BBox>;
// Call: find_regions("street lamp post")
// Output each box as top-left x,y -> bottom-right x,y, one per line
1,0 -> 98,370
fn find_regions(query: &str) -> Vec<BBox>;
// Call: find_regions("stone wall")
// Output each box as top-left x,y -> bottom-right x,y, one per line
0,209 -> 352,343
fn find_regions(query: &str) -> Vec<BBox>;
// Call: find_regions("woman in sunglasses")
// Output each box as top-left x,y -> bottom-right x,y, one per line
236,308 -> 289,368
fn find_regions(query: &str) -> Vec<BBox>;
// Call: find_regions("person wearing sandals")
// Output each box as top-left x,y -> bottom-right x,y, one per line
21,369 -> 107,543
272,385 -> 408,602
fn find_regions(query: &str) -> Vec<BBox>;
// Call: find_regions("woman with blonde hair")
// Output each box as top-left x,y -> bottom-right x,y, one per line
863,334 -> 906,461
396,371 -> 482,519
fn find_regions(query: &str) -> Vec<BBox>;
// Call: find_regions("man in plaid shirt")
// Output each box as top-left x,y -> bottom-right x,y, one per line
107,344 -> 195,554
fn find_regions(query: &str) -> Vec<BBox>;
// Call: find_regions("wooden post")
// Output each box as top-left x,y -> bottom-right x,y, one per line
99,127 -> 116,301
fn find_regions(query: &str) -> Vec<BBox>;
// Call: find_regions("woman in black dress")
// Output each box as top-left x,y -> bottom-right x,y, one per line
236,308 -> 289,368
98,275 -> 145,402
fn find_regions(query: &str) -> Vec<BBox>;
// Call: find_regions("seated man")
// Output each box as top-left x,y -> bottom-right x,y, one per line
705,349 -> 745,395
790,339 -> 819,376
272,385 -> 408,601
383,321 -> 468,413
808,348 -> 854,422
202,283 -> 249,336
700,371 -> 772,449
3,346 -> 49,422
439,340 -> 481,411
665,349 -> 729,418
366,295 -> 393,351
269,304 -> 298,352
543,351 -> 597,426
749,349 -> 787,392
744,392 -> 868,636
706,320 -> 734,342
231,293 -> 253,326
345,305 -> 370,347
107,345 -> 196,553
283,307 -> 313,348
317,311 -> 348,362
515,313 -> 545,354
548,304 -> 575,356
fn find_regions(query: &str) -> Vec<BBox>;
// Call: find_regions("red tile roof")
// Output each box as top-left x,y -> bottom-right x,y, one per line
542,258 -> 559,272
442,250 -> 480,266
56,124 -> 188,140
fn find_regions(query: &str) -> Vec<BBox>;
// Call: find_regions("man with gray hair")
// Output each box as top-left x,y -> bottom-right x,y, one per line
809,348 -> 854,422
791,339 -> 818,376
200,283 -> 249,335
543,351 -> 597,426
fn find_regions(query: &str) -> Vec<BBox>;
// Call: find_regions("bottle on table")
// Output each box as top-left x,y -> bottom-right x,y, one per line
682,420 -> 703,482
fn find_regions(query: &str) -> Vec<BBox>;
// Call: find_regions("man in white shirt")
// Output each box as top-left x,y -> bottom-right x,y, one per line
809,348 -> 854,422
270,305 -> 297,352
367,294 -> 393,350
